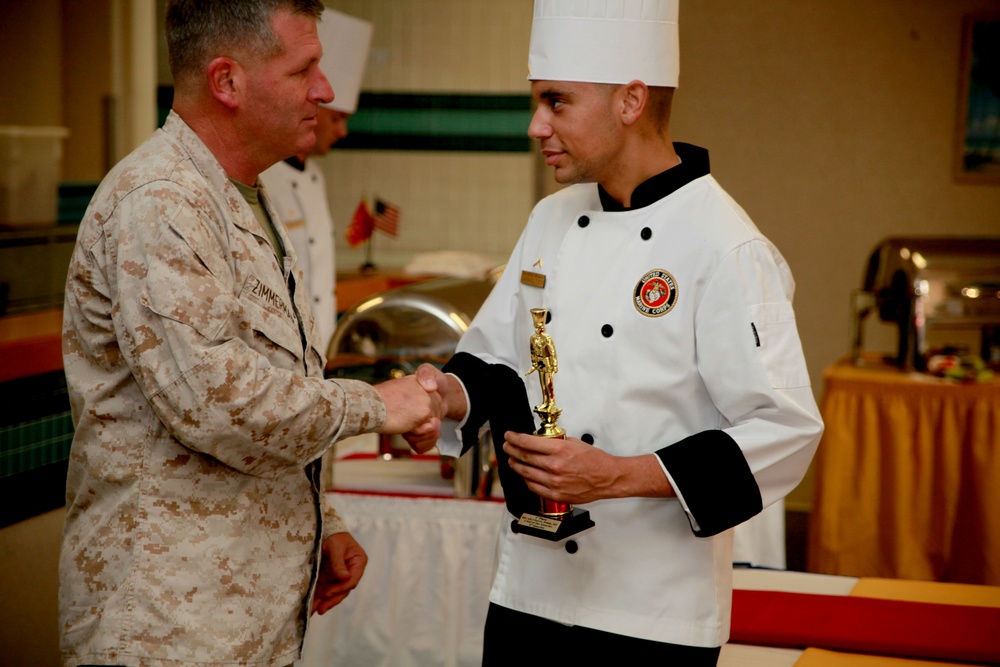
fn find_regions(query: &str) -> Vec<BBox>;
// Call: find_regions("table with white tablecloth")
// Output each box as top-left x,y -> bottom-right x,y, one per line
298,500 -> 1000,667
296,489 -> 788,667
299,492 -> 502,667
297,435 -> 788,667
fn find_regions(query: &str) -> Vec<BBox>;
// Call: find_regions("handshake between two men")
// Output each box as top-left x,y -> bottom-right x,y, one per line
370,362 -> 644,510
372,363 -> 463,453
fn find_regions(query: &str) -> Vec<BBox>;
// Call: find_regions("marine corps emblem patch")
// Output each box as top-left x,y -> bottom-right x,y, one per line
633,269 -> 678,317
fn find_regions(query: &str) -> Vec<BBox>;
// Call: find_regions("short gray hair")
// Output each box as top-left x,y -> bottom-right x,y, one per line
166,0 -> 324,84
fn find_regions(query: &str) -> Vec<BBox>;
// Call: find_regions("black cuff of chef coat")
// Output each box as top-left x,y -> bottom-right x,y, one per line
441,352 -> 538,518
656,431 -> 763,537
442,352 -> 491,455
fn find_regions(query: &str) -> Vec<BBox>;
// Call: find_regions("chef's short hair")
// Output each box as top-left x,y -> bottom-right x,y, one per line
166,0 -> 324,85
646,87 -> 675,133
601,84 -> 674,134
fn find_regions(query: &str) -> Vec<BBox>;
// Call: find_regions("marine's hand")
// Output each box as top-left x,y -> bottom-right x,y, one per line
312,531 -> 368,615
374,373 -> 444,435
417,363 -> 468,422
503,431 -> 675,504
400,364 -> 469,454
401,420 -> 440,454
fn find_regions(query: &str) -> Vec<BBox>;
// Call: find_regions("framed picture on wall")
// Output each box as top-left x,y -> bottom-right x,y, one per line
954,11 -> 1000,184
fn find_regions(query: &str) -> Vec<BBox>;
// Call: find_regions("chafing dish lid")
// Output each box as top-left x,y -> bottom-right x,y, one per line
328,277 -> 496,363
864,236 -> 1000,324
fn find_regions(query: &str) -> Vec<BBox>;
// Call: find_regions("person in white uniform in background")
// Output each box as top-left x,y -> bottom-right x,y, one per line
407,1 -> 824,665
261,8 -> 373,351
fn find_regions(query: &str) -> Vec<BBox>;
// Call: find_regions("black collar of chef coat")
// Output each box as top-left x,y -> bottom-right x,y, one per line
283,156 -> 307,172
598,143 -> 710,212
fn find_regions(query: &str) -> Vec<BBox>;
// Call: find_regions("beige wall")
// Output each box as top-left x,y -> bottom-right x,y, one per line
0,0 -> 63,127
2,1 -> 1000,664
61,0 -> 113,180
2,0 -> 153,182
0,509 -> 64,667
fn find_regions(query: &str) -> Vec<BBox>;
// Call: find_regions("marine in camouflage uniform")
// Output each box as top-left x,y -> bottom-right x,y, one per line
56,0 -> 457,653
60,105 -> 387,666
60,2 -> 448,662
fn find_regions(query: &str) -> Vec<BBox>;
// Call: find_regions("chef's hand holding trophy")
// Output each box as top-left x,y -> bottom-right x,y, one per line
404,307 -> 594,541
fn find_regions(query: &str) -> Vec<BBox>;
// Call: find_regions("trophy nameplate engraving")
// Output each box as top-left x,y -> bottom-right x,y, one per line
515,514 -> 562,533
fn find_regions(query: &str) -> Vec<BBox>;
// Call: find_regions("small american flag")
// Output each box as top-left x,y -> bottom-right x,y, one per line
373,198 -> 400,237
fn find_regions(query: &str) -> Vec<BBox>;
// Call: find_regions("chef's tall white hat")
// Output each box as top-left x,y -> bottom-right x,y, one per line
317,8 -> 374,114
528,0 -> 679,87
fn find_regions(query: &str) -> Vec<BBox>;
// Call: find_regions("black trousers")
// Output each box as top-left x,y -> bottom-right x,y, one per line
482,603 -> 721,667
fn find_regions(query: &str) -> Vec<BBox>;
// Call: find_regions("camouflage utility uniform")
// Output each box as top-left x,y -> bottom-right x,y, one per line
60,111 -> 384,667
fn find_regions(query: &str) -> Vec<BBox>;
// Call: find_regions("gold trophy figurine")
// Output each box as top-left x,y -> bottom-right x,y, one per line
512,308 -> 595,540
527,308 -> 565,440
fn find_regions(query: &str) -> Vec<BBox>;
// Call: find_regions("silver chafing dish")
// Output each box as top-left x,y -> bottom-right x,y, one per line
851,236 -> 1000,369
325,273 -> 501,497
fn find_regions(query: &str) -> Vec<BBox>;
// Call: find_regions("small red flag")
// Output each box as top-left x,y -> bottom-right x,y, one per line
373,198 -> 400,237
345,200 -> 374,247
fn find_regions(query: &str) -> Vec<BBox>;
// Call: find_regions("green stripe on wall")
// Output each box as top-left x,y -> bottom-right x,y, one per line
338,92 -> 533,152
156,89 -> 535,152
0,411 -> 74,478
348,108 -> 531,138
0,370 -> 73,525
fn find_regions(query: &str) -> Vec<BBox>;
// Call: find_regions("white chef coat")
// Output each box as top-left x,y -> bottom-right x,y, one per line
260,159 -> 337,352
438,144 -> 823,648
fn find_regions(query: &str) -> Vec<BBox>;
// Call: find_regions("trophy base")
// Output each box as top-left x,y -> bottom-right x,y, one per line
510,507 -> 595,542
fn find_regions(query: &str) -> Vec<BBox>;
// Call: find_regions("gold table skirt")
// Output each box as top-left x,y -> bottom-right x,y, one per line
807,355 -> 1000,585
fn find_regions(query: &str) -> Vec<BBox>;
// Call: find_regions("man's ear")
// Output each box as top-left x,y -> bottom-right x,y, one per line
619,80 -> 649,127
207,57 -> 241,110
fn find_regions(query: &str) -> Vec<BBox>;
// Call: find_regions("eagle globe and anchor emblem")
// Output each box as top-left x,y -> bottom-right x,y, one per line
634,269 -> 678,317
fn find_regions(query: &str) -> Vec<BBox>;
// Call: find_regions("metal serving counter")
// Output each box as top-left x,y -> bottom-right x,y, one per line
852,236 -> 1000,369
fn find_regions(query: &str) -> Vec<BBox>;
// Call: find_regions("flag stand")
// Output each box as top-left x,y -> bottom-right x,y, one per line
346,195 -> 398,275
360,235 -> 376,274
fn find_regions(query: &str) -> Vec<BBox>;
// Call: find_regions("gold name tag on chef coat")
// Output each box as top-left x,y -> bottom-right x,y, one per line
520,270 -> 546,288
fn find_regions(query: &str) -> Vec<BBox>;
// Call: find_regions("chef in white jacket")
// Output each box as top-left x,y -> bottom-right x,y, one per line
260,8 -> 373,350
407,1 -> 823,665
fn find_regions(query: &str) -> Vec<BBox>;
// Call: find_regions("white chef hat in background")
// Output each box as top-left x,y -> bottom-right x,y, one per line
527,0 -> 680,87
317,8 -> 374,114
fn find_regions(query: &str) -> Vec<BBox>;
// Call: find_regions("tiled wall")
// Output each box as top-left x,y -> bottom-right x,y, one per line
323,151 -> 537,269
322,0 -> 541,270
328,0 -> 532,93
0,226 -> 78,315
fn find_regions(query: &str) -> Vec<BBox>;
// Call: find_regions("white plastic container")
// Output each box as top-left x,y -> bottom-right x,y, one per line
0,125 -> 70,228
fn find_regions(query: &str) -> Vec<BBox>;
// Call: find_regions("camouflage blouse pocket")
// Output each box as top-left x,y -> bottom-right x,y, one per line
239,273 -> 304,362
144,242 -> 237,342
